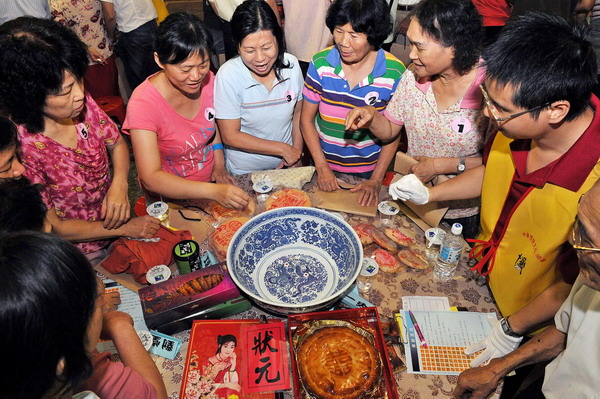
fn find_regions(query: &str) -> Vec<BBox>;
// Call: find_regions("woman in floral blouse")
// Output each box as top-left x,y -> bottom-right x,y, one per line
345,0 -> 494,238
0,17 -> 159,261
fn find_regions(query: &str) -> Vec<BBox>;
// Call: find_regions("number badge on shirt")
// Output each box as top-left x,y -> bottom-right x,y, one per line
79,125 -> 89,140
205,107 -> 215,123
451,118 -> 472,134
364,91 -> 379,106
284,90 -> 295,103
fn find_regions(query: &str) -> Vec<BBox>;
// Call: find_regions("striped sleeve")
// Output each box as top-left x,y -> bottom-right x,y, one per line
303,60 -> 322,103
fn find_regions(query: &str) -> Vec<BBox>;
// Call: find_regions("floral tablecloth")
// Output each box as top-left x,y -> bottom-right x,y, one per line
155,173 -> 500,399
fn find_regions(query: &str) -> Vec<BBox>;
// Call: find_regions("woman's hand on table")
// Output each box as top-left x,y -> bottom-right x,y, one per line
411,156 -> 438,183
102,181 -> 131,230
211,164 -> 236,185
212,184 -> 251,209
120,215 -> 161,238
280,143 -> 302,167
350,178 -> 380,206
344,106 -> 377,131
316,165 -> 340,192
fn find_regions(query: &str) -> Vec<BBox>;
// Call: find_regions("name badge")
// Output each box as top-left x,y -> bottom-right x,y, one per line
149,330 -> 183,359
79,126 -> 89,140
284,89 -> 295,103
451,118 -> 471,134
364,91 -> 379,106
204,107 -> 215,122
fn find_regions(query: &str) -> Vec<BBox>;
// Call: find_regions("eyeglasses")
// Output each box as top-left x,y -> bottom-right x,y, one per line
479,84 -> 551,124
571,217 -> 600,252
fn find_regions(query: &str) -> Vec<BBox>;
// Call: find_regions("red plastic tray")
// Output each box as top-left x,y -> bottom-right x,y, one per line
287,307 -> 398,399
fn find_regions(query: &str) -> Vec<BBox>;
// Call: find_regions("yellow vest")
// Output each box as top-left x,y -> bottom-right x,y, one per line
476,133 -> 600,317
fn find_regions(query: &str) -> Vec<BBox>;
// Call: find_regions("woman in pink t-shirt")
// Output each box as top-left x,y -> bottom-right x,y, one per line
124,12 -> 250,209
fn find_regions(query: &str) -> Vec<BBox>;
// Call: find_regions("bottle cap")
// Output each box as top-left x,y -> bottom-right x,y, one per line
253,176 -> 273,194
146,201 -> 168,218
146,264 -> 171,284
451,223 -> 463,235
137,330 -> 153,351
360,257 -> 379,277
378,200 -> 400,216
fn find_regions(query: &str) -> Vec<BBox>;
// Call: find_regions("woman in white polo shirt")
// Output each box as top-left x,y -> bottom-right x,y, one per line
214,0 -> 304,175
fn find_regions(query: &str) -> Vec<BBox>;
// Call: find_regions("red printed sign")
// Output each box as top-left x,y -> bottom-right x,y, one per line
181,320 -> 279,399
241,322 -> 290,393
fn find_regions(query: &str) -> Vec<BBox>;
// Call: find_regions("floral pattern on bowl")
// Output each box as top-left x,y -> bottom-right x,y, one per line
227,207 -> 363,314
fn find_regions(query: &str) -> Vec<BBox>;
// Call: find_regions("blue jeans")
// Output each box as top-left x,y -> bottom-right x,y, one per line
115,20 -> 160,90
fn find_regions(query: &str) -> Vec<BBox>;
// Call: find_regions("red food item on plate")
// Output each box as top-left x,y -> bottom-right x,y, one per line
383,228 -> 414,247
397,249 -> 429,270
211,216 -> 249,260
265,188 -> 312,210
207,199 -> 255,221
373,248 -> 402,273
371,229 -> 398,252
353,223 -> 374,245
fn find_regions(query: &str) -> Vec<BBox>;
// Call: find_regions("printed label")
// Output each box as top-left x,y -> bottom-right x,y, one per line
451,118 -> 471,134
204,107 -> 215,122
364,91 -> 379,106
284,89 -> 295,103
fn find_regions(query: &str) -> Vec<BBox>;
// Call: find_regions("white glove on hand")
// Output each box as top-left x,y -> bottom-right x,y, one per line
465,315 -> 523,367
389,174 -> 430,204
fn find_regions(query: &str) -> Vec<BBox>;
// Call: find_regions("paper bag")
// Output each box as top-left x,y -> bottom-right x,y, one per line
312,186 -> 378,217
392,152 -> 449,230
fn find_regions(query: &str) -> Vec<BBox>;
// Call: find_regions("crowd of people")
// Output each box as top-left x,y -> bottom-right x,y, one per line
1,0 -> 600,398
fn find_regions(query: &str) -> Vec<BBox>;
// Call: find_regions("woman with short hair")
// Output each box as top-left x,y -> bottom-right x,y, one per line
0,17 -> 159,261
301,0 -> 406,207
214,0 -> 305,175
345,0 -> 493,237
124,12 -> 250,208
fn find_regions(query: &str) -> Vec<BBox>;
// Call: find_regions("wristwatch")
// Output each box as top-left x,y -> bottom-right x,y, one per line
457,157 -> 466,174
500,317 -> 522,338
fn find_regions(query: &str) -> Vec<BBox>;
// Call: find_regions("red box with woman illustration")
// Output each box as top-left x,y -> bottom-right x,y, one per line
180,319 -> 289,399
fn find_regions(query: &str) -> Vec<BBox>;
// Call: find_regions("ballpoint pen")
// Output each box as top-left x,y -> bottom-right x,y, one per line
409,310 -> 428,348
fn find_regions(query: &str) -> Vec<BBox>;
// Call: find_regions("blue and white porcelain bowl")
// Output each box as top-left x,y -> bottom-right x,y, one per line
227,207 -> 363,315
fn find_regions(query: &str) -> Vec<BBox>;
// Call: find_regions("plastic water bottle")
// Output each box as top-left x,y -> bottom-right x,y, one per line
435,223 -> 463,281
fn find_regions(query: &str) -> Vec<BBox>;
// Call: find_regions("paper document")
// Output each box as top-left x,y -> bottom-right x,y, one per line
403,310 -> 492,375
97,278 -> 149,354
402,296 -> 451,311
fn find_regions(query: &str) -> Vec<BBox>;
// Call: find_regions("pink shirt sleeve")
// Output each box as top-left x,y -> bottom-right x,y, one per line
77,351 -> 158,399
122,80 -> 162,135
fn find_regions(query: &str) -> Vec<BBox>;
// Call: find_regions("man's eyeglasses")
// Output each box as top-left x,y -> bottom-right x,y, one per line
479,84 -> 551,125
571,217 -> 600,252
